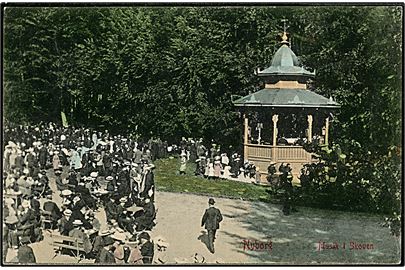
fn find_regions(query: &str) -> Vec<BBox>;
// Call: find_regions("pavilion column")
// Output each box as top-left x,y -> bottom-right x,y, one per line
272,114 -> 278,146
272,114 -> 279,162
325,116 -> 330,145
243,114 -> 249,161
307,114 -> 313,143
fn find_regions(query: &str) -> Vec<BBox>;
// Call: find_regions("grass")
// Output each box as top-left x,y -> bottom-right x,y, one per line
154,158 -> 272,202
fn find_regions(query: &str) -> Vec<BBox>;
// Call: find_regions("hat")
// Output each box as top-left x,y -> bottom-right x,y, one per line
138,232 -> 150,241
214,156 -> 220,160
61,189 -> 72,196
63,209 -> 72,216
72,220 -> 83,226
5,215 -> 18,225
208,198 -> 215,205
111,232 -> 126,243
90,172 -> 98,178
106,176 -> 113,181
180,153 -> 187,157
99,230 -> 112,236
155,236 -> 169,247
124,161 -> 131,166
119,197 -> 127,203
195,159 -> 201,162
269,161 -> 276,165
214,160 -> 221,164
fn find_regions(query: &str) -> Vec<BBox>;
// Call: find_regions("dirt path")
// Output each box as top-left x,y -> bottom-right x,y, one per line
153,191 -> 400,264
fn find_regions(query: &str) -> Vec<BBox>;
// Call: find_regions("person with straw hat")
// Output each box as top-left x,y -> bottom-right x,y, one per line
92,230 -> 113,258
68,220 -> 92,254
58,209 -> 72,235
111,232 -> 127,264
95,235 -> 116,264
153,236 -> 169,264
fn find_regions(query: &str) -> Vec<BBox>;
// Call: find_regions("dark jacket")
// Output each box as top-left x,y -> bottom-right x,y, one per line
140,241 -> 154,264
105,200 -> 118,221
43,201 -> 62,220
95,247 -> 116,264
201,206 -> 223,230
17,245 -> 36,263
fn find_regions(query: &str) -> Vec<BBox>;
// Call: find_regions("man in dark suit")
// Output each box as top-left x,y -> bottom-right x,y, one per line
17,237 -> 36,263
201,198 -> 223,254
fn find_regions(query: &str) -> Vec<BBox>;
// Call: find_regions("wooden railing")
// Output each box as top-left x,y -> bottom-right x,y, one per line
244,144 -> 315,183
245,144 -> 312,162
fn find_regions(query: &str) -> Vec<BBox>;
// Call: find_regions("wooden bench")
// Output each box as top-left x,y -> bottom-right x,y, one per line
50,234 -> 86,262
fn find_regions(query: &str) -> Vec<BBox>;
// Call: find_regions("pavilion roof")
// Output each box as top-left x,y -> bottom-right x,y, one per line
257,44 -> 315,78
233,88 -> 340,109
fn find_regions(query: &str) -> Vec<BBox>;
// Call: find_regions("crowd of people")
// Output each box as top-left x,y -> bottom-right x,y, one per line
2,122 -> 169,264
176,138 -> 262,182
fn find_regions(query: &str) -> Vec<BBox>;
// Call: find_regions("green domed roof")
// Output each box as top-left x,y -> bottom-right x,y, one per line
270,44 -> 300,67
257,42 -> 315,78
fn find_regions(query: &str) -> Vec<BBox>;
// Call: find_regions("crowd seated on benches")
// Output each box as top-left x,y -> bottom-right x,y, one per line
3,122 -> 165,264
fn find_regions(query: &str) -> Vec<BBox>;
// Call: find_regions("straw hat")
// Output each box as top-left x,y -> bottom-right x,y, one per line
90,172 -> 98,178
61,189 -> 72,196
72,220 -> 83,226
111,232 -> 126,243
106,176 -> 114,181
155,236 -> 169,247
119,197 -> 128,203
99,230 -> 112,237
63,209 -> 72,216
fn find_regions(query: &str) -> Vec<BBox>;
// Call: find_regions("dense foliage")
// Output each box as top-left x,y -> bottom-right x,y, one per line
3,6 -> 402,231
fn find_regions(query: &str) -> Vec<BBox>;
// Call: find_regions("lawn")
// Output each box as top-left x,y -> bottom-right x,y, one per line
154,158 -> 272,202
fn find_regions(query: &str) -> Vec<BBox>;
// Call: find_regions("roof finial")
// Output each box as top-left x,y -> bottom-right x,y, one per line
280,19 -> 289,45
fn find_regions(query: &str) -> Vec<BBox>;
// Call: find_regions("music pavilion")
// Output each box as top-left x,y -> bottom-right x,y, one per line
233,32 -> 340,184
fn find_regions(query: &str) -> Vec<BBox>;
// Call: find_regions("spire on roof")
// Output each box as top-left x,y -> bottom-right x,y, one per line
280,19 -> 289,45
